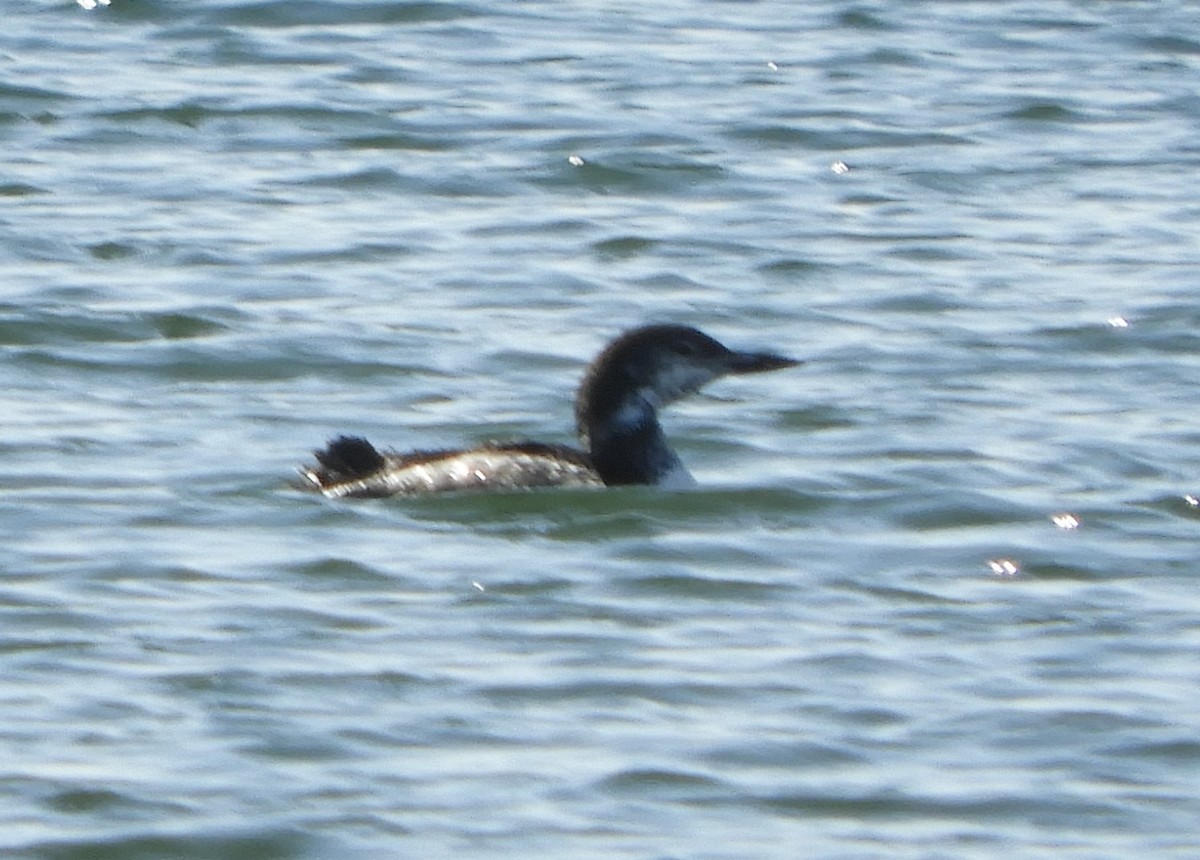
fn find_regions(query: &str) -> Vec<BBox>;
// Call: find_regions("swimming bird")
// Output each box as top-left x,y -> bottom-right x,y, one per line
300,324 -> 799,498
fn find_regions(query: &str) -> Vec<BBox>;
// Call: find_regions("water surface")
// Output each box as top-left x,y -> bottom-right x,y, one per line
3,1 -> 1199,857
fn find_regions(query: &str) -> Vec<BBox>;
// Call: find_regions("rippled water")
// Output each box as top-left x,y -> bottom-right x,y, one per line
3,1 -> 1199,857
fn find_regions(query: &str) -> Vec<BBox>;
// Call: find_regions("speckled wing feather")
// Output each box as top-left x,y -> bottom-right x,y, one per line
300,436 -> 602,498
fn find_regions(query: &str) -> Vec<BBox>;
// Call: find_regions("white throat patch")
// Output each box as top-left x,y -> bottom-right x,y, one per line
655,460 -> 697,490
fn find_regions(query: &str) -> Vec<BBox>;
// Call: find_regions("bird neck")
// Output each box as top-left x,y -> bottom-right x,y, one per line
584,391 -> 692,487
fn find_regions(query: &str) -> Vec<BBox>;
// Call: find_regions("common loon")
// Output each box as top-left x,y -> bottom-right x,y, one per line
300,324 -> 799,498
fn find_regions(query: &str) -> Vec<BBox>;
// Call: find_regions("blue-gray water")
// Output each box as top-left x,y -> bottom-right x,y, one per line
3,1 -> 1199,857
